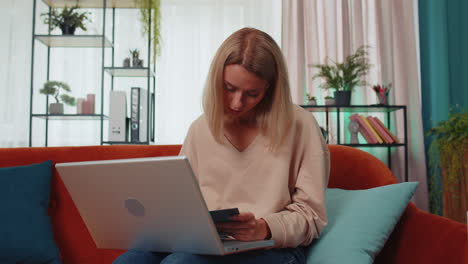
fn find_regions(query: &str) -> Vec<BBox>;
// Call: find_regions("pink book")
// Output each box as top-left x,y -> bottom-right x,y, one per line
373,116 -> 400,143
349,114 -> 377,144
367,116 -> 394,143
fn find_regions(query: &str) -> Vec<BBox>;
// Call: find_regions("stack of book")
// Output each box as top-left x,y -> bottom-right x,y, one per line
349,114 -> 399,144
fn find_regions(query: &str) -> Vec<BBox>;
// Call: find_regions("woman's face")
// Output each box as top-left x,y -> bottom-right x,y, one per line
223,64 -> 268,120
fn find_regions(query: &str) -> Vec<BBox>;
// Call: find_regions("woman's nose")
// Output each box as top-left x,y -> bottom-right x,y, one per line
231,93 -> 243,110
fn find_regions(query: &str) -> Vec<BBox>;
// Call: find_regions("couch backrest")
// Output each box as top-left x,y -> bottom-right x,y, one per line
0,144 -> 398,263
0,145 -> 182,264
327,145 -> 397,189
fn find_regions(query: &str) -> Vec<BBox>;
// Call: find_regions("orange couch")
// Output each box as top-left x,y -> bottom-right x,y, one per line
0,145 -> 466,263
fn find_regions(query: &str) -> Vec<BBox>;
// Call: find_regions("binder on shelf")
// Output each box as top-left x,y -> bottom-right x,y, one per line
150,92 -> 155,142
350,114 -> 377,144
360,115 -> 383,144
108,91 -> 128,142
373,116 -> 400,143
130,87 -> 148,143
367,116 -> 394,144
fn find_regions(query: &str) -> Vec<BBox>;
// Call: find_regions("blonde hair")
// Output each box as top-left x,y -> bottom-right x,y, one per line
202,27 -> 294,151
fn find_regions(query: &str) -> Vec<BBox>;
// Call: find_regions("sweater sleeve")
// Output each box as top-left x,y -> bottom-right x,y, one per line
263,112 -> 330,248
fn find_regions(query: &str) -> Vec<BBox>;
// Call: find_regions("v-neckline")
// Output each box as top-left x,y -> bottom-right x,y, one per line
224,133 -> 260,153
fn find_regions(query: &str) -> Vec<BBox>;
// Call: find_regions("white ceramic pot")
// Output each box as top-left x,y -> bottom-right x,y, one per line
325,99 -> 335,105
49,103 -> 64,115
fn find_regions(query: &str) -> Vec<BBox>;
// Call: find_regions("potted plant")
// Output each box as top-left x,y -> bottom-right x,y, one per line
39,81 -> 76,114
324,96 -> 335,106
426,111 -> 468,223
311,45 -> 371,106
41,6 -> 91,35
306,93 -> 317,105
135,0 -> 162,62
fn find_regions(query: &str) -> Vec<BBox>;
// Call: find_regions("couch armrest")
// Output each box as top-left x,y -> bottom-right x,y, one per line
376,203 -> 467,264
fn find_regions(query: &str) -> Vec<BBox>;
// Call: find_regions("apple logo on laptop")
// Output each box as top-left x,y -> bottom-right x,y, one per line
125,198 -> 145,217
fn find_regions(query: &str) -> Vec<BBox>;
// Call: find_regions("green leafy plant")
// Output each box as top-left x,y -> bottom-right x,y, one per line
311,45 -> 371,91
135,0 -> 161,62
324,96 -> 334,99
41,6 -> 91,34
306,93 -> 316,101
39,81 -> 76,106
130,48 -> 140,58
426,110 -> 468,214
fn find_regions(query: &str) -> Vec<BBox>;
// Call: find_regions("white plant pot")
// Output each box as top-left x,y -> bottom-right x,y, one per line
308,100 -> 317,106
49,103 -> 64,115
325,99 -> 335,105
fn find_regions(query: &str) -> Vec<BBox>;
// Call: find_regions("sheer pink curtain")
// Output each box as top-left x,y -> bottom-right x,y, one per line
282,0 -> 428,211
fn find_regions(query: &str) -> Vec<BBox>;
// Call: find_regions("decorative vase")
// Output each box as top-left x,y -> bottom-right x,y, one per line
59,25 -> 76,35
376,93 -> 389,105
123,58 -> 130,67
49,103 -> 64,114
334,90 -> 352,106
136,59 -> 144,67
132,56 -> 139,67
325,98 -> 335,105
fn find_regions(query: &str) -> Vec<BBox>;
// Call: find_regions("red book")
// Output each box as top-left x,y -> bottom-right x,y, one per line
373,116 -> 400,143
350,114 -> 377,144
367,116 -> 394,143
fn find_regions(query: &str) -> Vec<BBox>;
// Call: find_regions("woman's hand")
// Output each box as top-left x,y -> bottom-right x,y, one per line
215,212 -> 271,241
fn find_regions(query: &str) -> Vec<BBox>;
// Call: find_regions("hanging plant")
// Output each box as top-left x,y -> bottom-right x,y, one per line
135,0 -> 162,62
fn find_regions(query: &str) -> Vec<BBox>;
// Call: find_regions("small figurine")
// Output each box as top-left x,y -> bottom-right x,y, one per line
348,120 -> 360,144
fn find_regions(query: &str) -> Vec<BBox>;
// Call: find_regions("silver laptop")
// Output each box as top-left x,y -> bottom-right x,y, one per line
55,156 -> 274,255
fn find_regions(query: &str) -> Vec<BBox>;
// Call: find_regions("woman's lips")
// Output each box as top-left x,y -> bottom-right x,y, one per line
228,108 -> 242,115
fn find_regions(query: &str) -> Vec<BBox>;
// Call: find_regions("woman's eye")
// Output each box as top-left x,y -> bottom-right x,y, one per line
225,86 -> 235,92
247,93 -> 259,98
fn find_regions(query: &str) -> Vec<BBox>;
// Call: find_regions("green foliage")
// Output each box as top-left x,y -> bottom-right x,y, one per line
41,6 -> 91,32
324,96 -> 334,99
136,0 -> 162,62
306,93 -> 316,101
312,45 -> 371,91
426,110 -> 468,214
39,81 -> 76,106
130,48 -> 140,58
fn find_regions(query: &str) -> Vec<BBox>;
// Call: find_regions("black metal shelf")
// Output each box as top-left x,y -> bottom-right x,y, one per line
300,104 -> 405,112
32,114 -> 108,120
35,35 -> 113,48
302,105 -> 408,182
29,0 -> 156,147
341,143 -> 406,147
102,141 -> 150,145
42,0 -> 138,8
104,67 -> 155,77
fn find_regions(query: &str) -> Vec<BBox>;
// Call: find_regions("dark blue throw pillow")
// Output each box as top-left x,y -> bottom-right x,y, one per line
0,160 -> 61,264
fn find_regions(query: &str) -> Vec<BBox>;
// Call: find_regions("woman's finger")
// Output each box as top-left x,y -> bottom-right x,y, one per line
230,212 -> 255,222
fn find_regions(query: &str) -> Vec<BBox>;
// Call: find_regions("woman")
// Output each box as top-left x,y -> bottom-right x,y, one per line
114,27 -> 329,264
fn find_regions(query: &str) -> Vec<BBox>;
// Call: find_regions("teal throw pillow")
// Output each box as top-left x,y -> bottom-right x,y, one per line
306,182 -> 419,264
0,161 -> 61,264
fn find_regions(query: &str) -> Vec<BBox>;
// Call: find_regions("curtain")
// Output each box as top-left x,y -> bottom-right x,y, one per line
155,0 -> 281,144
282,0 -> 429,211
419,0 -> 468,215
0,0 -> 281,147
0,0 -> 31,147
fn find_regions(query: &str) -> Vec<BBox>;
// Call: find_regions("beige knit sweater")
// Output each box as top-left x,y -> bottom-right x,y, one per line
179,105 -> 330,248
